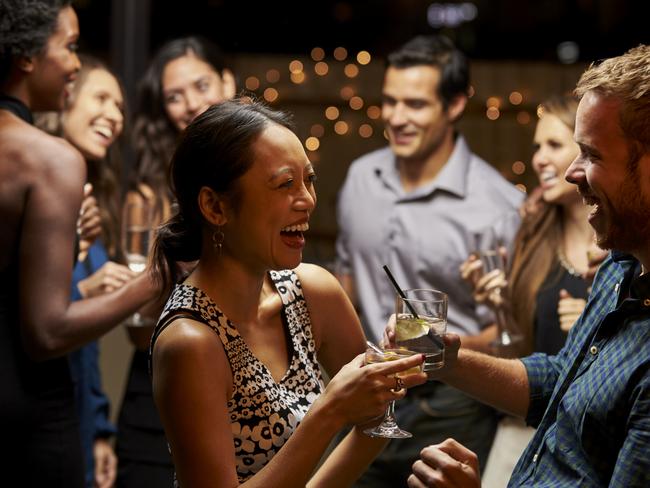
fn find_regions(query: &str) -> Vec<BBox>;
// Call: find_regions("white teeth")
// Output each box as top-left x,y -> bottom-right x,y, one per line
540,170 -> 557,182
282,222 -> 309,232
94,125 -> 113,139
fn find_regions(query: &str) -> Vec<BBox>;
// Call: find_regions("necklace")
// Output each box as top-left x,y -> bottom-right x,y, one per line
557,248 -> 583,278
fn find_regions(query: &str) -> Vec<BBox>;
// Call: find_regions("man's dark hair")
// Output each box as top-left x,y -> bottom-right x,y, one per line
0,0 -> 71,84
387,35 -> 469,108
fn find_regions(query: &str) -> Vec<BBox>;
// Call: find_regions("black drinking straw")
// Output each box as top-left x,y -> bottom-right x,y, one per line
383,265 -> 444,349
383,265 -> 419,318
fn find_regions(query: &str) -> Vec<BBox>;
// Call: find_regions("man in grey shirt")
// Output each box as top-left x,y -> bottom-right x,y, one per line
336,35 -> 523,486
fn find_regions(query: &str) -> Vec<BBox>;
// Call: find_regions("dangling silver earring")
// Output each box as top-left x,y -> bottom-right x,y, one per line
212,227 -> 225,255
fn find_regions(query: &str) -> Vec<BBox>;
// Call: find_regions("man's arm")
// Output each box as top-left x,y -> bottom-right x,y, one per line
437,335 -> 530,418
458,324 -> 497,354
607,378 -> 650,487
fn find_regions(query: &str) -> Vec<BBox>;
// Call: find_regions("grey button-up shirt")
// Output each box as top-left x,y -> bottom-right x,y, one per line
336,136 -> 524,342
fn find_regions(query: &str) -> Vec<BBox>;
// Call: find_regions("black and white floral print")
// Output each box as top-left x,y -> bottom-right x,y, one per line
156,269 -> 324,483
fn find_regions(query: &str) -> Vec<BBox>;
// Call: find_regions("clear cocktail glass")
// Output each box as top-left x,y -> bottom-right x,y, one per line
395,289 -> 448,377
363,348 -> 423,439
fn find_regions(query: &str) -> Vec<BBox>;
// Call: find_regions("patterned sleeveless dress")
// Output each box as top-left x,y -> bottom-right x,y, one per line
152,269 -> 324,483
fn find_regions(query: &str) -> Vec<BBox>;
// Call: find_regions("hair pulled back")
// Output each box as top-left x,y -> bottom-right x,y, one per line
151,98 -> 294,292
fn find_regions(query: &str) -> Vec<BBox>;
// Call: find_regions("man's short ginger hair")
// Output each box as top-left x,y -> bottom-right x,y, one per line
575,45 -> 650,164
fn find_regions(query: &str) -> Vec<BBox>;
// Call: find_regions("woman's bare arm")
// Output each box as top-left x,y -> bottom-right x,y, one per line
18,134 -> 158,360
299,263 -> 427,486
153,314 -> 425,488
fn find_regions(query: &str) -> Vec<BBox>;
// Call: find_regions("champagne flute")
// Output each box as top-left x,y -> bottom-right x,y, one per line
122,201 -> 153,272
473,227 -> 523,357
121,200 -> 153,326
363,348 -> 422,439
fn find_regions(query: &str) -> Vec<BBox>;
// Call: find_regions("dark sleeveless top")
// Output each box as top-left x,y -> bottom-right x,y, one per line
151,269 -> 324,484
534,262 -> 590,355
0,93 -> 84,486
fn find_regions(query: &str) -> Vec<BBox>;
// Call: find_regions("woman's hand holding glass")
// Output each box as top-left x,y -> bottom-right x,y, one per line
317,352 -> 426,428
459,254 -> 508,308
77,261 -> 138,298
362,347 -> 425,438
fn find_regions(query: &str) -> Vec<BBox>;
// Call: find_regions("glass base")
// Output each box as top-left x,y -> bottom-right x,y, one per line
363,421 -> 412,439
490,332 -> 524,358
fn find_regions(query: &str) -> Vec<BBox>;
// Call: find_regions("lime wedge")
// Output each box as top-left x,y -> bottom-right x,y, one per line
396,318 -> 430,341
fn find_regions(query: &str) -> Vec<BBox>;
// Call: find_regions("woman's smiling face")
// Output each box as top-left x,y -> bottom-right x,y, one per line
531,113 -> 580,206
62,68 -> 124,161
222,123 -> 317,272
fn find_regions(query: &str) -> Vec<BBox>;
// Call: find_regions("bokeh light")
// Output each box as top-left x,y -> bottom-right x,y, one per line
366,105 -> 381,119
310,124 -> 325,137
334,121 -> 349,135
305,137 -> 320,151
314,61 -> 329,76
325,106 -> 340,120
512,160 -> 526,175
245,76 -> 260,91
290,71 -> 306,84
289,60 -> 304,73
356,50 -> 371,65
344,63 -> 359,78
349,96 -> 364,110
517,111 -> 531,125
334,46 -> 348,61
311,47 -> 325,61
265,69 -> 280,83
340,86 -> 355,100
486,106 -> 500,120
358,124 -> 373,138
263,87 -> 278,102
509,91 -> 523,105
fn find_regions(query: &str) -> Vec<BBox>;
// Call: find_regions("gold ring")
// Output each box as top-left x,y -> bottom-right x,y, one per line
394,376 -> 404,391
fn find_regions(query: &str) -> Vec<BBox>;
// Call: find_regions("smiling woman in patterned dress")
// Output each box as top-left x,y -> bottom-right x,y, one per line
148,98 -> 427,487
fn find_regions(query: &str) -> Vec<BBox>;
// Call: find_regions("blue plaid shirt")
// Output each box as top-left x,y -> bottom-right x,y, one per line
509,252 -> 650,487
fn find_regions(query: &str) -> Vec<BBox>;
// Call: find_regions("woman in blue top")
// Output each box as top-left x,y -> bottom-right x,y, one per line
37,54 -> 141,488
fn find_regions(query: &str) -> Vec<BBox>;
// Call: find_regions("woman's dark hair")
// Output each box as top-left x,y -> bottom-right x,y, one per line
387,35 -> 469,109
0,0 -> 71,83
151,98 -> 294,292
35,54 -> 127,260
131,36 -> 230,211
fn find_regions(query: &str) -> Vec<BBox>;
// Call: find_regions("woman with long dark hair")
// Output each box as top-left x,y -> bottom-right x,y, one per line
116,36 -> 236,487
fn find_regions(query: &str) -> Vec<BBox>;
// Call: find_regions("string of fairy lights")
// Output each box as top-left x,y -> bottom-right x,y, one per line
239,46 -> 551,193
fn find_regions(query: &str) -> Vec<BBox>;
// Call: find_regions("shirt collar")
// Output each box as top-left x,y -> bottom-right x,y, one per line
608,250 -> 650,300
372,134 -> 471,199
0,93 -> 33,124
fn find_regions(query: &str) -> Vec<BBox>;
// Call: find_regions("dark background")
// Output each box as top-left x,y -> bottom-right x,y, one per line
76,0 -> 647,61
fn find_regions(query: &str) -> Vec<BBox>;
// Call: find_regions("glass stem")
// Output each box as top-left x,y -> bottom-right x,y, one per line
383,400 -> 397,425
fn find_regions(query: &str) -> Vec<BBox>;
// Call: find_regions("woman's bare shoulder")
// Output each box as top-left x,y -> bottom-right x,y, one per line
154,317 -> 224,364
295,263 -> 341,295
